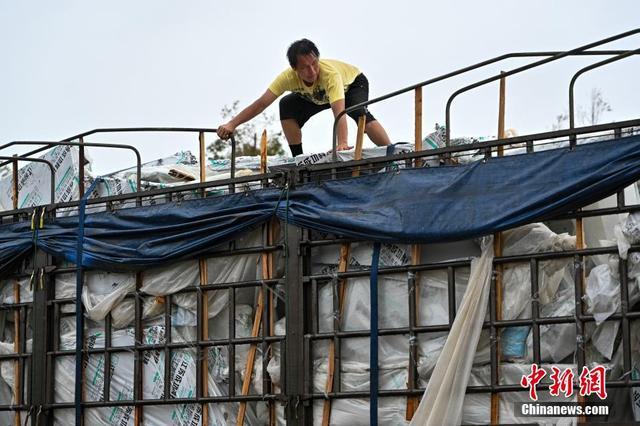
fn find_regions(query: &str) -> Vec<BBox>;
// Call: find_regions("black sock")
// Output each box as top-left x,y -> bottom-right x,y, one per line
289,144 -> 303,157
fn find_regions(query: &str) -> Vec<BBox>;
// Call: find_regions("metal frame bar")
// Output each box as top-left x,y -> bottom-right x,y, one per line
0,141 -> 142,201
36,237 -> 287,425
61,127 -> 237,195
0,156 -> 56,206
444,28 -> 640,145
331,47 -> 640,158
569,46 -> 640,131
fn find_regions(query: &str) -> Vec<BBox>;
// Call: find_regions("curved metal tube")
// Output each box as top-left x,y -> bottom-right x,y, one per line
569,47 -> 640,130
60,127 -> 237,188
61,126 -> 219,142
330,50 -> 638,160
0,156 -> 56,204
0,141 -> 142,196
445,28 -> 640,145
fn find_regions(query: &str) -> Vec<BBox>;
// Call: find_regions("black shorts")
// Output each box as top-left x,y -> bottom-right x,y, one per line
278,73 -> 377,128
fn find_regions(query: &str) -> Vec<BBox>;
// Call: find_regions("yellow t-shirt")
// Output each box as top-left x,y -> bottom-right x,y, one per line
268,59 -> 360,105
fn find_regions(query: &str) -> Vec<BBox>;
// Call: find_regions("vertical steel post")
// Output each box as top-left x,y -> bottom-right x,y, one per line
133,272 -> 143,426
30,247 -> 52,425
13,278 -> 20,426
78,137 -> 85,201
199,259 -> 209,425
575,219 -> 586,423
285,224 -> 305,424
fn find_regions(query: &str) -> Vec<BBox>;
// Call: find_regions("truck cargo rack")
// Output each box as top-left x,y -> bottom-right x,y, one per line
0,28 -> 639,425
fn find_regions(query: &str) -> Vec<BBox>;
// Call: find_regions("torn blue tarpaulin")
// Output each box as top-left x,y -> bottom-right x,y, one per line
0,135 -> 639,272
37,187 -> 282,270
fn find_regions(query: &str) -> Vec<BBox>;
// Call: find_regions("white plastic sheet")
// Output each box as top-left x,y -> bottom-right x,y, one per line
410,237 -> 494,425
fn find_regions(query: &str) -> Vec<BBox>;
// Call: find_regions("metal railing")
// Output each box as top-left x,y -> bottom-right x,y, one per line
331,27 -> 640,159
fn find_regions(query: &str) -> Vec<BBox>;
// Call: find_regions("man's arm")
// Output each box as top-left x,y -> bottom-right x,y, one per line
330,98 -> 351,151
217,90 -> 278,139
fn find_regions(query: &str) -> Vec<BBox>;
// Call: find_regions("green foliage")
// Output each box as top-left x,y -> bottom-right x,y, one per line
208,101 -> 286,159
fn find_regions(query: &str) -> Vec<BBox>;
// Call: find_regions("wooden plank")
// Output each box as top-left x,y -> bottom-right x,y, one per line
352,115 -> 366,177
12,159 -> 18,210
406,87 -> 424,420
199,132 -> 206,198
260,130 -> 268,173
491,73 -> 506,426
497,72 -> 507,149
236,261 -> 266,425
238,131 -> 272,426
322,244 -> 350,426
405,244 -> 421,420
322,120 -> 366,424
414,87 -> 423,168
261,134 -> 277,425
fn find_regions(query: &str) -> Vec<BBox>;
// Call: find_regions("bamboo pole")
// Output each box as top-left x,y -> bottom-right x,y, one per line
414,87 -> 423,168
406,86 -> 424,420
322,115 -> 367,425
237,130 -> 272,425
12,158 -> 18,210
199,132 -> 206,198
490,72 -> 506,426
199,130 -> 210,424
352,115 -> 366,177
321,244 -> 350,426
497,72 -> 506,156
236,292 -> 264,425
236,254 -> 267,425
260,130 -> 268,173
259,130 -> 277,425
405,244 -> 421,420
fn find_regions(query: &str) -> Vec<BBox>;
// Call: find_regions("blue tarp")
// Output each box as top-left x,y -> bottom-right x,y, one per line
281,135 -> 640,242
1,135 -> 640,273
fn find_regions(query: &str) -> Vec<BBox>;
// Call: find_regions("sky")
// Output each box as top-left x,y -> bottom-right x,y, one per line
1,1 -> 639,175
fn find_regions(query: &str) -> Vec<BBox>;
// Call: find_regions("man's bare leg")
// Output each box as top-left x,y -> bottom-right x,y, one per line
281,119 -> 302,145
281,118 -> 304,156
365,120 -> 391,146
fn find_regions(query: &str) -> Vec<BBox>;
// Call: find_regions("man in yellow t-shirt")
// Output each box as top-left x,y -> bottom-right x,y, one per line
217,39 -> 391,157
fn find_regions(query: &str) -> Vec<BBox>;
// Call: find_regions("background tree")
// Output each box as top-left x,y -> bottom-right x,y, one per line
582,88 -> 612,126
208,101 -> 286,159
552,87 -> 612,130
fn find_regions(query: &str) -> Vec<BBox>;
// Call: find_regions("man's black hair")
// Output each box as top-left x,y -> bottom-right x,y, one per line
287,39 -> 319,68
